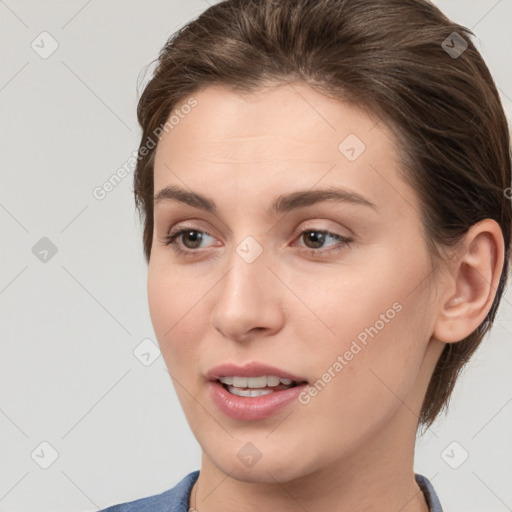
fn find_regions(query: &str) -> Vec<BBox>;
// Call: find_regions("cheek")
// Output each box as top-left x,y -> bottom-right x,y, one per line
148,266 -> 213,430
147,267 -> 173,342
147,265 -> 202,366
287,256 -> 405,355
296,246 -> 432,400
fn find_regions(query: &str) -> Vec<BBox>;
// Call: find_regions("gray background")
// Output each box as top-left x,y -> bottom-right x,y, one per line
0,1 -> 511,511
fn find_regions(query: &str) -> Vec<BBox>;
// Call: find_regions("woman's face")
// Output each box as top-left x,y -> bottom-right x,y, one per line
148,83 -> 445,482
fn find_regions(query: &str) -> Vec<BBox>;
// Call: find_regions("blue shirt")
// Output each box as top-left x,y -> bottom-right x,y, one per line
99,471 -> 443,511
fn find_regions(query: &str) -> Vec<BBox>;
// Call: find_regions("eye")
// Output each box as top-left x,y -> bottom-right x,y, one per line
161,226 -> 352,257
163,227 -> 215,256
293,229 -> 352,256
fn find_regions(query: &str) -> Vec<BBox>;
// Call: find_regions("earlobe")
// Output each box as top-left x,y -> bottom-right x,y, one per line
432,219 -> 505,344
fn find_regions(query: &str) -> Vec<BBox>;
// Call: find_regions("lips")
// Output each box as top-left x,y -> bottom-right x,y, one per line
205,362 -> 309,420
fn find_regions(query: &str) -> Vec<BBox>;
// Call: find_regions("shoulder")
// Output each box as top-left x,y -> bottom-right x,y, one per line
98,470 -> 199,512
415,473 -> 444,512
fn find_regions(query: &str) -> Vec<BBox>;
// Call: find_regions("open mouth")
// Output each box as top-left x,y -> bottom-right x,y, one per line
209,370 -> 310,420
217,375 -> 306,397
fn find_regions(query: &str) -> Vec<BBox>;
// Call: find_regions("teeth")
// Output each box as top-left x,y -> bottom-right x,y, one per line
266,375 -> 280,386
227,386 -> 275,397
218,375 -> 295,388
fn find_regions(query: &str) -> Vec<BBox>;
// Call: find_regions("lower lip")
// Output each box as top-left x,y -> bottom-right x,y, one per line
208,380 -> 308,421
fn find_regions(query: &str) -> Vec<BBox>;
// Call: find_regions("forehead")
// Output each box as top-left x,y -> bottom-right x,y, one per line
153,83 -> 419,218
155,83 -> 389,161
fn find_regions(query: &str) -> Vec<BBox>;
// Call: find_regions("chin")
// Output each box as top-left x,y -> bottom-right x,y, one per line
206,443 -> 317,484
221,462 -> 301,484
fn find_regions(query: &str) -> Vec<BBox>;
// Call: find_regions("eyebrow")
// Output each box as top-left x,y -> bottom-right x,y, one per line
153,184 -> 377,215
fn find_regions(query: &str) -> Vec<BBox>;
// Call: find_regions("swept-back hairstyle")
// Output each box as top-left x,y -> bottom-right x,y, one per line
133,0 -> 511,429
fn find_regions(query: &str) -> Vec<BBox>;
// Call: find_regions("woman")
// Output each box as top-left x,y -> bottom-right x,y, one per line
100,0 -> 511,510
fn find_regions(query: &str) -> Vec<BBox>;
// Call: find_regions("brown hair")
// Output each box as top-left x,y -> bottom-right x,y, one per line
133,0 -> 512,429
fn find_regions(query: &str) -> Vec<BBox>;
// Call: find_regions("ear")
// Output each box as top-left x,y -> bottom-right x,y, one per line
432,219 -> 505,344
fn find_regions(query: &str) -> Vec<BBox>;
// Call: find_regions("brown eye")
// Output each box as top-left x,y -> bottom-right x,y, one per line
179,230 -> 204,249
297,229 -> 352,254
164,227 -> 214,255
301,230 -> 327,249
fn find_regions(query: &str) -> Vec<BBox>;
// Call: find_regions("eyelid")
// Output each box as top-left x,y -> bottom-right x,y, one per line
166,226 -> 219,250
291,220 -> 352,238
165,220 -> 349,242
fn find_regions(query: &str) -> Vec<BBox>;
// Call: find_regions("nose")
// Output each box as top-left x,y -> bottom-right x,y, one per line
209,243 -> 285,343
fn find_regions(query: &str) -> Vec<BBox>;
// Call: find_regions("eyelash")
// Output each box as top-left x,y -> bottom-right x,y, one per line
163,226 -> 352,258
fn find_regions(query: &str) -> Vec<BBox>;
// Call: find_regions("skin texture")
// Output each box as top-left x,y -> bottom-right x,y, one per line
147,83 -> 504,512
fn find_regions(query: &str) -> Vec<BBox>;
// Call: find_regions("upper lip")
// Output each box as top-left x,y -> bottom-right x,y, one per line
206,362 -> 308,383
